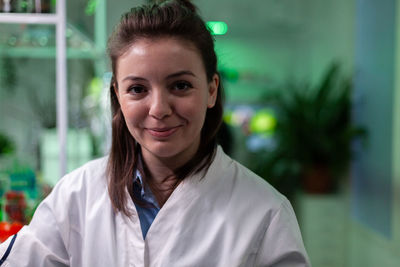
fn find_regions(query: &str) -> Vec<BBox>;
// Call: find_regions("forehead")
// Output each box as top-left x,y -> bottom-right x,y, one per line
124,36 -> 200,56
116,37 -> 205,78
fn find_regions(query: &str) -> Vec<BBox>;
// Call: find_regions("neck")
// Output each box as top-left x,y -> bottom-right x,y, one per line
139,139 -> 202,205
145,157 -> 177,184
140,140 -> 200,184
140,154 -> 184,207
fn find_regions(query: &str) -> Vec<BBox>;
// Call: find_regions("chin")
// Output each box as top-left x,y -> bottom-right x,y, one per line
146,141 -> 198,163
148,143 -> 184,158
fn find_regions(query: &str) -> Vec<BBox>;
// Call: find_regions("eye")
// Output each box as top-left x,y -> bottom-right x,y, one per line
171,81 -> 193,92
128,85 -> 147,95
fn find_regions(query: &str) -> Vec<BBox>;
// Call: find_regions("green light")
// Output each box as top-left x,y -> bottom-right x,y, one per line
221,68 -> 239,82
223,111 -> 233,125
249,110 -> 277,135
206,21 -> 228,35
85,0 -> 98,16
88,77 -> 102,97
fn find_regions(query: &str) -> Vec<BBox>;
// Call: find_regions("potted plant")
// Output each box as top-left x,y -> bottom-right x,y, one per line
0,133 -> 14,157
262,63 -> 366,194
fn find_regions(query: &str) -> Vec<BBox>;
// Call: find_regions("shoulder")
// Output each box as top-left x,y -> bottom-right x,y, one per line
197,147 -> 303,249
43,156 -> 110,214
214,146 -> 286,204
177,147 -> 292,226
33,156 -> 111,239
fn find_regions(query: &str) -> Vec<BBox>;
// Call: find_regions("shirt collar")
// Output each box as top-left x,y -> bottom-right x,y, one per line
133,170 -> 146,198
133,170 -> 160,209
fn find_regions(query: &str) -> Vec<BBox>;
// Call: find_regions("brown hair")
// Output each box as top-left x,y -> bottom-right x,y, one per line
106,0 -> 224,215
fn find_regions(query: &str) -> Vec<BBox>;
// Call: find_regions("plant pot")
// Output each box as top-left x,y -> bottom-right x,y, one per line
302,164 -> 335,194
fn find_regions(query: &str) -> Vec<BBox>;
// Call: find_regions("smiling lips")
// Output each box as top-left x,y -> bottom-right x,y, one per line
146,126 -> 181,138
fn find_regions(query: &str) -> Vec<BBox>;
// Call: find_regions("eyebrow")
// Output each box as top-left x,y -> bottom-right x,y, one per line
121,70 -> 196,83
121,76 -> 147,83
166,70 -> 196,79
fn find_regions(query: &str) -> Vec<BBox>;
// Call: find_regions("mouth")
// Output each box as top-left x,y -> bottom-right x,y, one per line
146,126 -> 181,138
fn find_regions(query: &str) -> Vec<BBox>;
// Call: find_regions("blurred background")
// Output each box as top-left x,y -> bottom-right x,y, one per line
0,0 -> 399,266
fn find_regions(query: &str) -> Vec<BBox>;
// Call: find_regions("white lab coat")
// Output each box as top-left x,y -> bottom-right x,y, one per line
0,146 -> 310,266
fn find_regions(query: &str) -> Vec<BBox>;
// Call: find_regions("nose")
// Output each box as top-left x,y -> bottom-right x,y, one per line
148,90 -> 172,119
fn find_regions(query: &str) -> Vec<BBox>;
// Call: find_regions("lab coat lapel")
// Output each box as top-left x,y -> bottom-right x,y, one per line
116,193 -> 146,266
143,149 -> 224,266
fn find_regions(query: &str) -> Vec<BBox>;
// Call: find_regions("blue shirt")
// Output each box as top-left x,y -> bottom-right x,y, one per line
132,172 -> 160,239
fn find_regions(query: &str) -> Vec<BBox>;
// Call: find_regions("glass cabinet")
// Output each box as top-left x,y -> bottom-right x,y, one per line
0,0 -> 108,225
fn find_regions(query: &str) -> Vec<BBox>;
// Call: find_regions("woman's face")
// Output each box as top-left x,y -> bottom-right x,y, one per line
115,37 -> 218,168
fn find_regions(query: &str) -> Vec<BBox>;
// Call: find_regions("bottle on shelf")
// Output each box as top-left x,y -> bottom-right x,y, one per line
40,0 -> 52,13
1,0 -> 12,13
5,191 -> 27,224
1,0 -> 27,13
16,0 -> 35,13
0,0 -> 55,13
36,0 -> 53,13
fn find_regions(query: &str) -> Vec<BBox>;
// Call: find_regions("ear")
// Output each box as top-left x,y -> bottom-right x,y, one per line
207,74 -> 219,108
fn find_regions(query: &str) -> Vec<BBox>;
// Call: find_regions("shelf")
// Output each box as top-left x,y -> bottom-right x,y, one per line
0,1 -> 69,178
0,22 -> 99,59
0,13 -> 59,25
0,46 -> 101,59
0,0 -> 107,178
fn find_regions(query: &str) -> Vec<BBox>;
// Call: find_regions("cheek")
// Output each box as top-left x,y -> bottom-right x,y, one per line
178,98 -> 208,125
119,100 -> 146,127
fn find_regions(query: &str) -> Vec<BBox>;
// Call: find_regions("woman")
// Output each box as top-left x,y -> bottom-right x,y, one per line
0,0 -> 310,266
